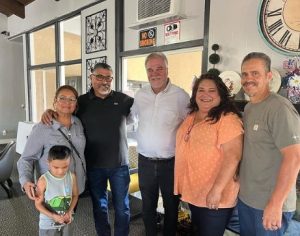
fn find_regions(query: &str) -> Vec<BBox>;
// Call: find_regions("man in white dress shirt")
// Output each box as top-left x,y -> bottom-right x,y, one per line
131,52 -> 190,235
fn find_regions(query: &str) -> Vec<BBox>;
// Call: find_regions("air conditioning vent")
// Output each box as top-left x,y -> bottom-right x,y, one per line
129,0 -> 185,29
138,0 -> 171,21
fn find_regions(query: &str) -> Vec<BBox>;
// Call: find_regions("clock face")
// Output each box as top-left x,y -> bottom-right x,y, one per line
259,0 -> 300,55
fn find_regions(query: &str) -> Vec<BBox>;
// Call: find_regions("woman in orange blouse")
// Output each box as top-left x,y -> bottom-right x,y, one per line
174,74 -> 244,236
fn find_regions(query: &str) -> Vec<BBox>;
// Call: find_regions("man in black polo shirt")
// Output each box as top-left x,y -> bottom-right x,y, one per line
42,63 -> 133,236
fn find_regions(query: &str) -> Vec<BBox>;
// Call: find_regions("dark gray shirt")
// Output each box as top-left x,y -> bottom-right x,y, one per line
239,93 -> 300,211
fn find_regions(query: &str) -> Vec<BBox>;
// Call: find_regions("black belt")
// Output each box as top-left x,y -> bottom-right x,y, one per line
139,154 -> 174,162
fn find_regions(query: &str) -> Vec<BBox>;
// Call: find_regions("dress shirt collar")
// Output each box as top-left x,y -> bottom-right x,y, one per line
150,79 -> 171,94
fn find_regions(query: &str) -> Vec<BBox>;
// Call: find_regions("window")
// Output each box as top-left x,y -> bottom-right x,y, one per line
28,15 -> 81,122
59,15 -> 81,61
122,47 -> 202,97
30,26 -> 56,65
61,64 -> 82,92
30,68 -> 56,121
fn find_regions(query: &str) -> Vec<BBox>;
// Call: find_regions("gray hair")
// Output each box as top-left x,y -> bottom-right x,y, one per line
92,62 -> 113,73
145,52 -> 168,68
242,52 -> 271,72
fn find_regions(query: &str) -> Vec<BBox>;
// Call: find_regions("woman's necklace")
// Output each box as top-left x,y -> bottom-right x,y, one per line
184,112 -> 208,142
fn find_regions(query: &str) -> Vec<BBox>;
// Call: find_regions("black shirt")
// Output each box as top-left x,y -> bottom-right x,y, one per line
76,89 -> 134,168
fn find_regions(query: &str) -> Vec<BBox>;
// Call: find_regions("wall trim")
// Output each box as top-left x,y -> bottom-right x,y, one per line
119,39 -> 203,57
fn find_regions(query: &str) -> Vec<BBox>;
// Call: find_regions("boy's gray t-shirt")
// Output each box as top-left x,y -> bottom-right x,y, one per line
239,93 -> 300,211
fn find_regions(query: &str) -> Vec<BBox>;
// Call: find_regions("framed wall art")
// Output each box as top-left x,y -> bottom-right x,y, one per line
86,56 -> 107,90
85,9 -> 107,54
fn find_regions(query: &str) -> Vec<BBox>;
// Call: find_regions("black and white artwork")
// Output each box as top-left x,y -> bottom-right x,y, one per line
86,56 -> 107,90
86,9 -> 107,54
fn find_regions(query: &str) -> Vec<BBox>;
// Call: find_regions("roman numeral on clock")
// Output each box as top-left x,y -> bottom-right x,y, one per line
267,8 -> 282,17
279,30 -> 292,47
259,0 -> 300,53
268,19 -> 283,35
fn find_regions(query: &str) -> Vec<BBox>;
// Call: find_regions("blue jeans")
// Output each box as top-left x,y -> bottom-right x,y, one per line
138,154 -> 179,236
238,199 -> 294,236
189,204 -> 234,236
87,165 -> 130,236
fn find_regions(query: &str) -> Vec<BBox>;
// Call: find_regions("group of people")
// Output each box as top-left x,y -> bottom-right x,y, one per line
17,51 -> 300,236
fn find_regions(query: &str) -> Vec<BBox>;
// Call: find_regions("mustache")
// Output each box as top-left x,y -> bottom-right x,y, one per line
99,84 -> 110,88
242,81 -> 257,87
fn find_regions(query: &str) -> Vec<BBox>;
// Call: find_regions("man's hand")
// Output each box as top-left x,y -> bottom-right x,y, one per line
262,201 -> 282,231
23,182 -> 37,200
41,109 -> 58,125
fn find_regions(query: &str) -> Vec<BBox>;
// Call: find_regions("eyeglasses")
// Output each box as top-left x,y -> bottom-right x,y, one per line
91,74 -> 113,82
57,96 -> 77,104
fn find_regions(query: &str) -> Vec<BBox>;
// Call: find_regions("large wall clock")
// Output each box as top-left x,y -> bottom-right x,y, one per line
258,0 -> 300,55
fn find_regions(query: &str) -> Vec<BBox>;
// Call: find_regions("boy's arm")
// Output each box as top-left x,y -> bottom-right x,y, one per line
35,176 -> 64,224
63,173 -> 79,224
68,173 -> 79,214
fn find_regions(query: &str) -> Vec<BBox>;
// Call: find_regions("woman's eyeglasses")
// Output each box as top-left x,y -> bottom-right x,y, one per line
57,96 -> 77,104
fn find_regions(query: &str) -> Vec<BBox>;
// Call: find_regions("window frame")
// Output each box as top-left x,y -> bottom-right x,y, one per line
26,13 -> 82,120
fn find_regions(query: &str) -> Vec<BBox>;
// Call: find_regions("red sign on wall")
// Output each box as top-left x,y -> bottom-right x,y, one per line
139,28 -> 157,48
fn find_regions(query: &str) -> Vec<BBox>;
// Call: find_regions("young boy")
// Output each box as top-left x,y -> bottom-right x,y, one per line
35,145 -> 78,236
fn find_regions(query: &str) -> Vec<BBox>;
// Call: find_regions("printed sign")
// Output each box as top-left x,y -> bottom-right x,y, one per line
164,21 -> 180,44
139,28 -> 156,48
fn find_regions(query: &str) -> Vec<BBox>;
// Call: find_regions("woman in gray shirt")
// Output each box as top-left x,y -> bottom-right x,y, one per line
17,85 -> 86,200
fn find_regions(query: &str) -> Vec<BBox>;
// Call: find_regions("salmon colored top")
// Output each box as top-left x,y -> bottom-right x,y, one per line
174,112 -> 243,208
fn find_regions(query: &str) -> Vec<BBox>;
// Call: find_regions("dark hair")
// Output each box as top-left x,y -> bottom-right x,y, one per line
54,85 -> 78,100
48,145 -> 71,161
92,62 -> 113,73
242,52 -> 271,72
189,74 -> 241,123
145,52 -> 168,67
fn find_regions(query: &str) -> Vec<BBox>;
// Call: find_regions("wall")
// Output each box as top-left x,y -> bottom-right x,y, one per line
0,36 -> 25,139
124,0 -> 205,51
0,13 -> 7,32
208,0 -> 290,77
7,0 -> 96,36
81,1 -> 116,92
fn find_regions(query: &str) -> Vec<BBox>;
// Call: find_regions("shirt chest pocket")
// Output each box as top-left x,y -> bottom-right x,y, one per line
245,119 -> 271,143
157,109 -> 178,126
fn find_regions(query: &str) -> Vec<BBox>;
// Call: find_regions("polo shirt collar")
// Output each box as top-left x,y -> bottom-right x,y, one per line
51,116 -> 76,130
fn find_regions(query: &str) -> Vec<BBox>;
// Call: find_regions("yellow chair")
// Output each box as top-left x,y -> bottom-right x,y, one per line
128,145 -> 139,193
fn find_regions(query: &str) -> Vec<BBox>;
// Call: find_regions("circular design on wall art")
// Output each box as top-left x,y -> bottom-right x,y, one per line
270,68 -> 282,93
219,71 -> 242,96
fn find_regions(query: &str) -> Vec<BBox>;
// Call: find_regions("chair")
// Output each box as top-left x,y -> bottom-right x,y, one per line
127,145 -> 142,220
0,141 -> 16,198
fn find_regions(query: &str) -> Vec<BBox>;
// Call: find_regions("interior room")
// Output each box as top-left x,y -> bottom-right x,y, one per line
0,0 -> 299,235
